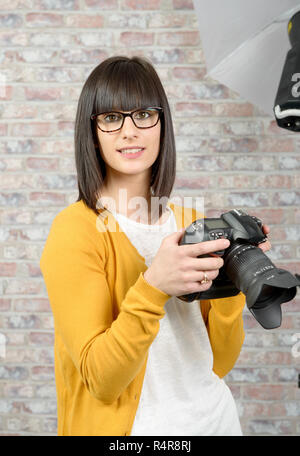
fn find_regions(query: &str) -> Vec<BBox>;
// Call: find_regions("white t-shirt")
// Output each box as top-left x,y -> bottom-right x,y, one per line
110,206 -> 242,436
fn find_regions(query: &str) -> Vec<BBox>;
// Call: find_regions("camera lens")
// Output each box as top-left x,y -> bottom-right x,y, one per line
223,242 -> 272,293
223,242 -> 298,329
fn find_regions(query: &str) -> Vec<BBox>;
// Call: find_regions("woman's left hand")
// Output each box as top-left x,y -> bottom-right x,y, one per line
258,224 -> 272,253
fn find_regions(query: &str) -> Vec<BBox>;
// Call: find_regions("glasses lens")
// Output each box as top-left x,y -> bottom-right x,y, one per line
97,109 -> 160,132
133,109 -> 159,128
97,112 -> 123,132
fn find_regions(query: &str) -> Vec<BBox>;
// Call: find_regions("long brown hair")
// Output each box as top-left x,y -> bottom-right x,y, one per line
74,55 -> 177,216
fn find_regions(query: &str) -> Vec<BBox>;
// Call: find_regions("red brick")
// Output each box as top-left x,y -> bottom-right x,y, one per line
0,262 -> 17,276
174,176 -> 215,189
275,262 -> 300,275
0,123 -> 8,135
123,0 -> 161,10
4,279 -> 42,295
246,208 -> 285,224
253,175 -> 293,188
120,32 -> 154,46
148,13 -> 188,28
173,0 -> 193,9
26,157 -> 58,171
241,402 -> 286,418
0,85 -> 12,101
31,366 -> 55,381
283,298 -> 300,313
238,349 -> 293,365
25,13 -> 63,27
173,66 -> 206,80
217,175 -> 252,189
0,299 -> 11,311
0,0 -> 31,8
247,419 -> 294,435
14,299 -> 51,312
64,14 -> 104,27
60,48 -> 107,64
85,0 -> 118,8
3,383 -> 34,398
158,31 -> 200,46
260,137 -> 294,152
25,87 -> 63,101
175,102 -> 212,116
29,332 -> 54,346
11,122 -> 56,137
28,192 -> 65,205
39,0 -> 79,8
243,385 -> 287,401
208,137 -> 258,153
214,102 -> 254,117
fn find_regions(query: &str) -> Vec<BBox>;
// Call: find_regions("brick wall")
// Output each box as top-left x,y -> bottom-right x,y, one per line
0,0 -> 299,436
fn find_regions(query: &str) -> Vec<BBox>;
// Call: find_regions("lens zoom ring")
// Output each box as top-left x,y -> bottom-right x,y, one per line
224,244 -> 275,293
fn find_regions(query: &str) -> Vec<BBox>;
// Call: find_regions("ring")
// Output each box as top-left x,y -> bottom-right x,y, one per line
200,272 -> 209,284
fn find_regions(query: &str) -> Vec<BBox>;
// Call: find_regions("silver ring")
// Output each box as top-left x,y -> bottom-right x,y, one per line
200,272 -> 209,284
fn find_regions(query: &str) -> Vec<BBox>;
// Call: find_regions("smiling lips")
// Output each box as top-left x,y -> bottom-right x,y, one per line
117,147 -> 145,153
117,147 -> 145,157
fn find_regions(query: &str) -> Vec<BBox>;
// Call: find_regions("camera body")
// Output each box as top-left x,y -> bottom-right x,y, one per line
178,209 -> 267,301
178,209 -> 300,329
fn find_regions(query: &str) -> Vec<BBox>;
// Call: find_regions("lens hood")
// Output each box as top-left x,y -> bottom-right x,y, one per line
246,269 -> 300,329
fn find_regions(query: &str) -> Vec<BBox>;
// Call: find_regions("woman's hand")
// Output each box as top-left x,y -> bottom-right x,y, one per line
258,224 -> 272,253
143,229 -> 229,297
143,222 -> 272,297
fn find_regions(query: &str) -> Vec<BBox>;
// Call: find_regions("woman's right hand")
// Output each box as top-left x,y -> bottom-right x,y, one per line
143,228 -> 230,297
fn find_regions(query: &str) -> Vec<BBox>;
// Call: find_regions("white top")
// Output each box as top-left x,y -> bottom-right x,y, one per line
110,205 -> 242,436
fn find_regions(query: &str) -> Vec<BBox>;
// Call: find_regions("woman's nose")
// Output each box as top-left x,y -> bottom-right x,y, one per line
121,115 -> 139,136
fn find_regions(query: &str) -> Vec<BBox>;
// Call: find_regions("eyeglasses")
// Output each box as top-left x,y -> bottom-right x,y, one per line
90,107 -> 163,132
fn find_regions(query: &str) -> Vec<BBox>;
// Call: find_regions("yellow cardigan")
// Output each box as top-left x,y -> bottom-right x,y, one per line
39,199 -> 245,436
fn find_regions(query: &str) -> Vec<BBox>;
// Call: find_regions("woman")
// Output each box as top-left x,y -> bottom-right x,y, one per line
40,55 -> 271,436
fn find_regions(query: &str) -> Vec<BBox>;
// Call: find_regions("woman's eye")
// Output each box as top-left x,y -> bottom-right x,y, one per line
136,111 -> 150,119
104,113 -> 121,122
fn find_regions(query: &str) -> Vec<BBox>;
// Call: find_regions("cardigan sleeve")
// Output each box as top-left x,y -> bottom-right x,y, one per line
40,211 -> 171,405
200,293 -> 246,378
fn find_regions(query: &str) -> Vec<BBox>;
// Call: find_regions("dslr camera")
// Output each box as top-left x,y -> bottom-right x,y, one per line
178,209 -> 300,329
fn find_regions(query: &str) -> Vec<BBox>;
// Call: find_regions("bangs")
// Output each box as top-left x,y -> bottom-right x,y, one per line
94,60 -> 161,113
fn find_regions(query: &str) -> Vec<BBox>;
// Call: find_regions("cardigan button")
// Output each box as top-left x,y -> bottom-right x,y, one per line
134,394 -> 137,400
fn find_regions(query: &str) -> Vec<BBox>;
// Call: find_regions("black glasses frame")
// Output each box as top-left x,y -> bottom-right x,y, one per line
90,107 -> 163,132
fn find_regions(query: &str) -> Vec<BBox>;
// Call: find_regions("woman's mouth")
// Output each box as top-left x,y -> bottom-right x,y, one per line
117,148 -> 145,158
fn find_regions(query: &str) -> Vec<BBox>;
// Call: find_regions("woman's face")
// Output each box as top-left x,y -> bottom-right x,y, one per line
95,108 -> 161,182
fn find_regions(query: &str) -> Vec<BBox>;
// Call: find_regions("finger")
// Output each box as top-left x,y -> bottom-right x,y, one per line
180,238 -> 230,258
187,269 -> 220,282
163,227 -> 186,245
258,240 -> 272,252
187,256 -> 224,271
188,279 -> 213,293
262,224 -> 270,235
